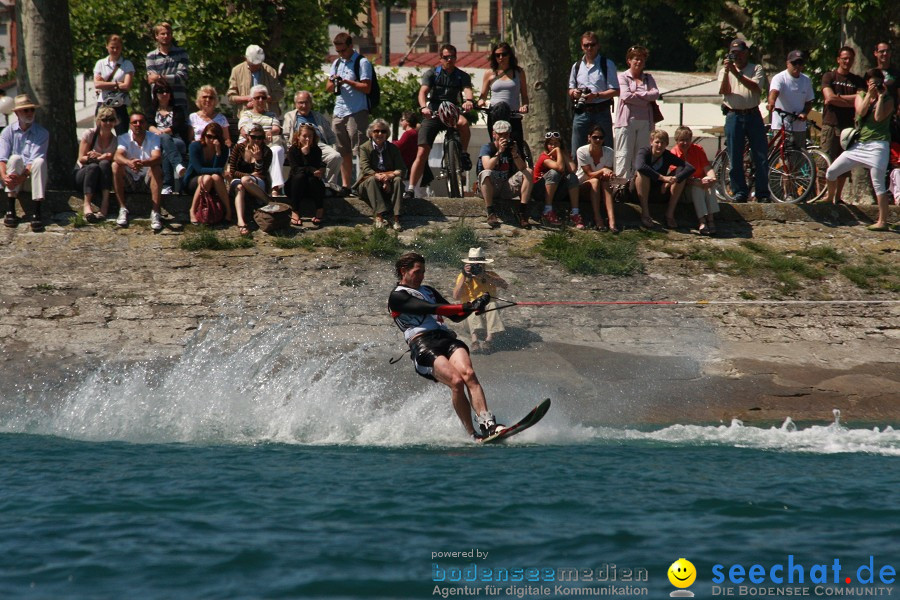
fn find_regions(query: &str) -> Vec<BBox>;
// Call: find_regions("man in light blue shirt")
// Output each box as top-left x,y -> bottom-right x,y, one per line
568,31 -> 619,155
1,94 -> 50,232
327,32 -> 373,194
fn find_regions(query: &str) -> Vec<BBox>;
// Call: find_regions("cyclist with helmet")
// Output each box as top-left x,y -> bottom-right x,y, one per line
404,44 -> 476,201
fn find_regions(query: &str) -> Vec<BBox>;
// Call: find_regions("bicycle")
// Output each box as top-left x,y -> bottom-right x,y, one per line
711,108 -> 817,203
804,121 -> 832,202
430,101 -> 468,198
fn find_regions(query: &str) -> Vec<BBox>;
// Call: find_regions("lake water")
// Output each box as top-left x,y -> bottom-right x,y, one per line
2,312 -> 898,599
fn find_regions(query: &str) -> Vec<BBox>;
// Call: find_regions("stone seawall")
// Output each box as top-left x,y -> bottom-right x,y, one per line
1,193 -> 898,425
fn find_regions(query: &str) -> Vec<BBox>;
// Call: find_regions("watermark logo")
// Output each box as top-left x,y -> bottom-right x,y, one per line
668,558 -> 697,598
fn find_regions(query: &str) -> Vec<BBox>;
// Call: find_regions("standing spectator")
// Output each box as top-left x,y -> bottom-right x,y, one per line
452,247 -> 508,354
226,123 -> 272,236
282,90 -> 341,192
184,122 -> 231,225
672,126 -> 720,235
227,45 -> 285,117
0,95 -> 49,231
75,106 -> 118,222
327,32 -> 373,196
767,50 -> 815,148
405,44 -> 476,200
532,132 -> 581,228
820,47 -> 865,205
93,34 -> 134,135
634,130 -> 694,229
568,31 -> 619,157
285,123 -> 326,228
149,79 -> 190,195
718,38 -> 769,202
873,42 -> 897,89
189,86 -> 231,147
238,85 -> 285,196
477,120 -> 532,228
112,111 -> 163,232
145,22 -> 189,111
824,69 -> 895,231
477,42 -> 529,148
576,125 -> 618,232
614,45 -> 659,180
353,119 -> 406,231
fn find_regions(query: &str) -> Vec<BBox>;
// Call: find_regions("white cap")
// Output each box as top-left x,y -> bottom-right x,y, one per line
245,45 -> 265,65
492,120 -> 511,134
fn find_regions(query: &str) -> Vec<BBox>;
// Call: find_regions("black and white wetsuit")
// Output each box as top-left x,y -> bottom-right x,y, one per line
388,284 -> 471,380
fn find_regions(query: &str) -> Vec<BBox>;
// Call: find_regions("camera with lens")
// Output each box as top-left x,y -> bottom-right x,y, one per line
872,77 -> 886,94
330,75 -> 343,95
464,264 -> 484,278
726,52 -> 736,62
573,87 -> 592,114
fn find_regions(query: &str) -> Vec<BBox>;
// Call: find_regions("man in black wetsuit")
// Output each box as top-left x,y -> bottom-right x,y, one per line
388,252 -> 504,441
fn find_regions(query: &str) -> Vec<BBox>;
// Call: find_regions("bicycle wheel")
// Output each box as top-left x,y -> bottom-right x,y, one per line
808,148 -> 831,202
768,149 -> 815,203
712,149 -> 753,202
444,136 -> 463,198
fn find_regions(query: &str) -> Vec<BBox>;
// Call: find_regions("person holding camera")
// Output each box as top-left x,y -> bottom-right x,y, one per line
327,32 -> 373,196
823,68 -> 895,231
717,38 -> 769,202
452,248 -> 508,354
93,34 -> 134,135
568,31 -> 619,159
389,252 -> 503,442
477,120 -> 533,228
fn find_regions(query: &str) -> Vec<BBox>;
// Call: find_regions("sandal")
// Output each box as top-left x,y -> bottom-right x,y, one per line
641,218 -> 655,229
666,217 -> 678,229
866,224 -> 889,232
290,217 -> 302,226
609,225 -> 620,234
310,217 -> 323,229
238,225 -> 251,236
3,211 -> 17,228
698,225 -> 711,236
85,212 -> 98,224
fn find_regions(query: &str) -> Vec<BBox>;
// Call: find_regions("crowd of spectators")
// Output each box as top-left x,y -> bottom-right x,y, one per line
1,25 -> 898,235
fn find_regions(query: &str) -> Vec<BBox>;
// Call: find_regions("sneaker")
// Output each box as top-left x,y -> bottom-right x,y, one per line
30,215 -> 44,233
476,411 -> 506,437
392,219 -> 402,232
486,213 -> 501,227
150,210 -> 163,232
3,211 -> 17,228
402,189 -> 415,201
174,164 -> 186,179
461,152 -> 473,171
542,210 -> 561,226
116,207 -> 129,227
374,215 -> 386,229
161,186 -> 174,195
570,213 -> 585,229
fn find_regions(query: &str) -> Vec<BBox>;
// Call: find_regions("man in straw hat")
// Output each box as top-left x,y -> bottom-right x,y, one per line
1,94 -> 50,232
452,247 -> 508,354
389,251 -> 505,441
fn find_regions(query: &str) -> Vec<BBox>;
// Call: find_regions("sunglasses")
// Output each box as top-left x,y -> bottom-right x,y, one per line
249,134 -> 265,140
204,133 -> 218,139
252,96 -> 267,101
582,42 -> 597,48
544,131 -> 561,139
200,95 -> 215,99
372,129 -> 388,134
494,52 -> 509,58
155,89 -> 170,95
100,117 -> 116,123
441,54 -> 456,60
590,135 -> 604,141
130,120 -> 145,125
790,60 -> 805,66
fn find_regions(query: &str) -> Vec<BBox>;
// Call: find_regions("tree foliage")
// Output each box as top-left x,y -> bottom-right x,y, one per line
69,0 -> 367,98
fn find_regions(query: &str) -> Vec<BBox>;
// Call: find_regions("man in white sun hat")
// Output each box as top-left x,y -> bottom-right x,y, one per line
227,44 -> 284,116
452,247 -> 508,354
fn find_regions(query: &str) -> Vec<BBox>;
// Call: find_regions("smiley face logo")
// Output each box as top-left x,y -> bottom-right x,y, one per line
668,558 -> 697,588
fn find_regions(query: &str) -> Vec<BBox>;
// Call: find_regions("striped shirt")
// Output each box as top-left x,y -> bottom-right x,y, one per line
145,45 -> 190,109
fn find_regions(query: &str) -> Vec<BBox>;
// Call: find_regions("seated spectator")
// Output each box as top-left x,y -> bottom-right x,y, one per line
452,247 -> 508,354
238,85 -> 286,196
477,120 -> 532,228
149,79 -> 191,195
227,45 -> 285,117
112,111 -> 164,231
75,106 -> 119,222
189,85 -> 231,147
282,90 -> 341,193
286,123 -> 326,228
226,123 -> 272,236
576,124 -> 618,232
634,129 -> 694,229
184,122 -> 231,224
393,110 -> 431,197
671,126 -> 720,235
93,34 -> 134,135
532,131 -> 581,228
353,119 -> 406,231
614,45 -> 660,180
1,94 -> 49,232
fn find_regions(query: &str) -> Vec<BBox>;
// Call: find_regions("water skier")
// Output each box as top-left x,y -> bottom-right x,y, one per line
389,252 -> 505,441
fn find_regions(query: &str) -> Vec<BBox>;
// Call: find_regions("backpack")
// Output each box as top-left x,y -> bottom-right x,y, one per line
195,187 -> 225,225
333,54 -> 380,112
570,55 -> 610,97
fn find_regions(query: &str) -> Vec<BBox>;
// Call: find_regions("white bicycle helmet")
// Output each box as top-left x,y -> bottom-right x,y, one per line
437,101 -> 460,128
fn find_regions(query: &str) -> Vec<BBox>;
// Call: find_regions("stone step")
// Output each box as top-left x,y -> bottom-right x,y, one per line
4,189 -> 895,225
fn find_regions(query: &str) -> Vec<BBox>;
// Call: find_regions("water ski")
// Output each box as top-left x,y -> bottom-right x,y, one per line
480,398 -> 551,444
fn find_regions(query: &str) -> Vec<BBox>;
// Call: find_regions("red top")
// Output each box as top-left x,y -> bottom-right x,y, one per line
671,143 -> 711,179
394,128 -> 418,170
532,152 -> 552,183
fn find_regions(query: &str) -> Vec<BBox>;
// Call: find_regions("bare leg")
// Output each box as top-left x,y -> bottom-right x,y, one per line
407,145 -> 430,193
210,174 -> 232,221
602,181 -> 617,231
635,172 -> 654,227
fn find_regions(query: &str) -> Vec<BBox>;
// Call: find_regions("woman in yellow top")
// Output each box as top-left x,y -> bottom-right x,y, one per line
452,248 -> 508,353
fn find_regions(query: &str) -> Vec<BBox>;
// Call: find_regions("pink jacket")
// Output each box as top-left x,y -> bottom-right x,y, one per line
614,71 -> 660,128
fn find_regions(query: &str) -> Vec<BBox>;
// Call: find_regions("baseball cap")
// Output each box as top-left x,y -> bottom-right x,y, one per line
787,50 -> 805,62
729,39 -> 749,51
